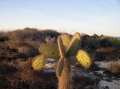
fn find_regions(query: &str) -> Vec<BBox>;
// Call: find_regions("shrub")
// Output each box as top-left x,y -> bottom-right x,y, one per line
7,29 -> 60,43
108,61 -> 120,73
96,47 -> 116,53
8,41 -> 39,58
0,32 -> 9,42
109,37 -> 120,47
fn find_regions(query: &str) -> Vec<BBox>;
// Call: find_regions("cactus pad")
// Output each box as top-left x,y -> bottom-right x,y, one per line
58,37 -> 66,57
32,55 -> 46,70
76,50 -> 91,68
39,44 -> 60,60
60,33 -> 71,51
69,56 -> 77,66
56,57 -> 64,78
58,34 -> 71,56
67,32 -> 81,56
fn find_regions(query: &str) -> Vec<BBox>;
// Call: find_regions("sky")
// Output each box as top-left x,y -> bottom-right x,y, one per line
0,0 -> 120,36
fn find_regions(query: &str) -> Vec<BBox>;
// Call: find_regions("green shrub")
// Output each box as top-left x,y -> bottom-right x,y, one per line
109,37 -> 120,47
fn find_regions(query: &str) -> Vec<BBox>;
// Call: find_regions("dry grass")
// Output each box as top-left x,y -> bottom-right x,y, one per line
96,47 -> 116,53
0,59 -> 57,89
108,61 -> 120,73
7,40 -> 40,58
0,29 -> 60,59
7,29 -> 59,42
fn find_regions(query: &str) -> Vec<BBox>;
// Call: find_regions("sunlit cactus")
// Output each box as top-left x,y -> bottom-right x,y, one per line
59,33 -> 71,52
58,58 -> 71,89
58,33 -> 71,57
39,44 -> 60,60
56,32 -> 91,89
76,50 -> 91,68
67,32 -> 81,56
32,55 -> 46,70
56,57 -> 64,78
31,32 -> 92,89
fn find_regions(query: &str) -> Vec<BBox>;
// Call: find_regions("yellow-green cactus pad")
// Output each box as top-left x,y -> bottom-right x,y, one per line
67,32 -> 81,56
32,55 -> 46,70
58,34 -> 71,57
76,50 -> 91,68
58,37 -> 66,57
60,33 -> 71,51
39,44 -> 60,60
56,57 -> 64,78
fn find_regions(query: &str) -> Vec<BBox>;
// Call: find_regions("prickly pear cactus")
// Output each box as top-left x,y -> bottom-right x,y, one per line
59,33 -> 71,52
32,55 -> 46,70
67,32 -> 81,56
39,44 -> 60,60
56,32 -> 91,89
58,33 -> 71,57
31,32 -> 92,89
69,56 -> 77,66
56,57 -> 64,78
76,50 -> 91,68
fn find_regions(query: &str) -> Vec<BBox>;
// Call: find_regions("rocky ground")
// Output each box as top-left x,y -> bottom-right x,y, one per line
43,59 -> 120,89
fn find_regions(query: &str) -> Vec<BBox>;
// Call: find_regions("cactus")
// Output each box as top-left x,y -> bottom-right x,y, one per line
59,33 -> 71,52
69,56 -> 77,66
67,32 -> 81,56
58,58 -> 71,89
58,33 -> 71,57
39,44 -> 60,60
56,57 -> 64,78
32,55 -> 46,70
56,33 -> 71,78
32,32 -> 92,89
76,50 -> 91,68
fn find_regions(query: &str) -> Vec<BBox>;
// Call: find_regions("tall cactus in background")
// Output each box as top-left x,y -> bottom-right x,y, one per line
32,32 -> 92,89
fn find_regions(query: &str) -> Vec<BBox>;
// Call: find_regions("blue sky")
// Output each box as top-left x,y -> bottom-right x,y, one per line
0,0 -> 120,36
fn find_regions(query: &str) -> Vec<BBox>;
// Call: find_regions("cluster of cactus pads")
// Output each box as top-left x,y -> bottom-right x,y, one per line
32,32 -> 92,89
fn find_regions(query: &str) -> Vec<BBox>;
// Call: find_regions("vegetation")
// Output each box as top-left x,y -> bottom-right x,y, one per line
0,32 -> 9,42
32,32 -> 92,89
23,27 -> 37,30
108,61 -> 120,73
0,28 -> 119,89
109,37 -> 120,47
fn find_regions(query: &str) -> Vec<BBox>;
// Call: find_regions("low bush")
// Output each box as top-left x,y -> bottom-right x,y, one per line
0,32 -> 9,42
109,37 -> 120,48
96,47 -> 116,53
7,29 -> 60,43
108,61 -> 120,73
7,41 -> 39,58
